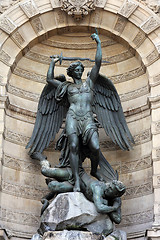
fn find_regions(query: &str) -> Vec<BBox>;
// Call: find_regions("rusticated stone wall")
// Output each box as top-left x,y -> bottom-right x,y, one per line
0,1 -> 160,240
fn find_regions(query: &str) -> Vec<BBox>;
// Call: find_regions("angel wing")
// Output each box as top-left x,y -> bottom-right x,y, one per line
26,75 -> 68,154
93,74 -> 134,151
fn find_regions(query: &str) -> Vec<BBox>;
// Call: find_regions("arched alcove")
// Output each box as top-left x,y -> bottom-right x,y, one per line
0,1 -> 160,239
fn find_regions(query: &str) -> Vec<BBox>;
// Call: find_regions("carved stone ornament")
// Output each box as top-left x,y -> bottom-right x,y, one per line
61,0 -> 96,21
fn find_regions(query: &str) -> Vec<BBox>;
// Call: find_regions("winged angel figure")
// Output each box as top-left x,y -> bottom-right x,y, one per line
26,31 -> 134,192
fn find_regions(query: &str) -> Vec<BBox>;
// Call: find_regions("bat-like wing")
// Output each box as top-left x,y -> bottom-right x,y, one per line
93,74 -> 134,151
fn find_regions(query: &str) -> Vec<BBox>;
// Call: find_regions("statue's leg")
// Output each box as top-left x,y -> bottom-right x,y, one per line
41,192 -> 55,215
68,133 -> 80,192
48,180 -> 73,193
42,167 -> 70,181
88,132 -> 104,181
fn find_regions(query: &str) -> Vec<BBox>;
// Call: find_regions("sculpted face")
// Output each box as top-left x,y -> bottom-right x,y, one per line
105,182 -> 124,198
72,65 -> 83,80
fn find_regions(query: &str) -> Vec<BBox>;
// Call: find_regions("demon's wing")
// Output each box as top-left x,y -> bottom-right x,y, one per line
93,73 -> 134,151
26,79 -> 68,154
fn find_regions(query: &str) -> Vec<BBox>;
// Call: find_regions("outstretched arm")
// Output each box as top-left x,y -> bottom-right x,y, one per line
109,198 -> 122,224
47,57 -> 62,88
89,32 -> 102,86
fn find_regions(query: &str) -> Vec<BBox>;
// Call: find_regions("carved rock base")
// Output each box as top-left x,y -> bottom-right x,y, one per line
40,192 -> 109,234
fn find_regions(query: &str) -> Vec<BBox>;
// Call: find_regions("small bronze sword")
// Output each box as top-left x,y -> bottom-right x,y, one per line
50,52 -> 109,65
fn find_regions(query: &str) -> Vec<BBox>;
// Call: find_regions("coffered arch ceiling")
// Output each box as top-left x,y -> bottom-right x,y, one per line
0,0 -> 159,118
0,0 -> 159,238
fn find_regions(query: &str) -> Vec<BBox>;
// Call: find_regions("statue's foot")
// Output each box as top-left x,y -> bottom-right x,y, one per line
91,171 -> 105,182
73,181 -> 81,192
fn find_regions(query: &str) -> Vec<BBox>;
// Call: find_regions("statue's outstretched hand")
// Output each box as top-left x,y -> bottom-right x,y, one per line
91,33 -> 101,43
50,55 -> 61,64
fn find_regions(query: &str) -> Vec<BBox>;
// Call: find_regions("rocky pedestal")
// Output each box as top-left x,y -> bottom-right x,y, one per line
31,192 -> 127,240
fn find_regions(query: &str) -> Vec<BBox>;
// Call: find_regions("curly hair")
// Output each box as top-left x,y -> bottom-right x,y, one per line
67,61 -> 84,77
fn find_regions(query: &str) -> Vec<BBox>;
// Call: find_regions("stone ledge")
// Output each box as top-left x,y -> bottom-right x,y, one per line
0,229 -> 8,240
147,229 -> 160,239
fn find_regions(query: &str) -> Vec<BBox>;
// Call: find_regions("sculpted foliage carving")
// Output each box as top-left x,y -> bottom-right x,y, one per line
61,0 -> 96,20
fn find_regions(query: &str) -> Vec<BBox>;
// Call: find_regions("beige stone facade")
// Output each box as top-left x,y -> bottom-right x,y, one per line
0,0 -> 160,239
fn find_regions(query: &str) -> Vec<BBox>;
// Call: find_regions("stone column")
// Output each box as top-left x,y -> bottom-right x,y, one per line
147,95 -> 160,239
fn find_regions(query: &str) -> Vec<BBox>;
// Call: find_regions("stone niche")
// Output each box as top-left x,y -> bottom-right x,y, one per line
1,26 -> 152,239
1,0 -> 160,240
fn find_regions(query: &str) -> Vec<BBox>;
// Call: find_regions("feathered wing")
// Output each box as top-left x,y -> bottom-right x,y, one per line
93,74 -> 134,151
26,80 -> 68,154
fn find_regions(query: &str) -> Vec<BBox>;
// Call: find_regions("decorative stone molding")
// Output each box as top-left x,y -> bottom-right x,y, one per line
11,31 -> 25,47
114,16 -> 127,34
0,17 -> 17,34
19,0 -> 39,18
146,49 -> 159,66
90,9 -> 102,25
124,179 -> 153,199
61,0 -> 96,21
134,129 -> 151,145
118,0 -> 138,18
42,37 -> 116,49
30,16 -> 44,34
6,100 -> 36,120
121,209 -> 153,226
113,154 -> 152,174
7,84 -> 39,102
4,128 -> 30,146
3,153 -> 41,174
0,50 -> 11,66
120,85 -> 149,102
13,67 -> 46,83
140,16 -> 160,34
1,180 -> 48,200
1,207 -> 40,227
110,66 -> 145,84
132,31 -> 146,48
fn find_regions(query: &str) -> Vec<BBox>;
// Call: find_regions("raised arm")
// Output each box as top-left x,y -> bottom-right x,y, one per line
47,57 -> 62,88
89,32 -> 102,85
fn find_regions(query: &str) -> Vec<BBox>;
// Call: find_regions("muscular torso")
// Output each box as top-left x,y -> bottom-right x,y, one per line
67,79 -> 94,116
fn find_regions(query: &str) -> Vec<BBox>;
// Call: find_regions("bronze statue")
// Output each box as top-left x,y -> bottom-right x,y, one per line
31,152 -> 125,237
26,31 -> 134,192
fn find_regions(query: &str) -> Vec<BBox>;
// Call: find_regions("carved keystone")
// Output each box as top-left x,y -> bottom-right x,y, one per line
61,0 -> 96,21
